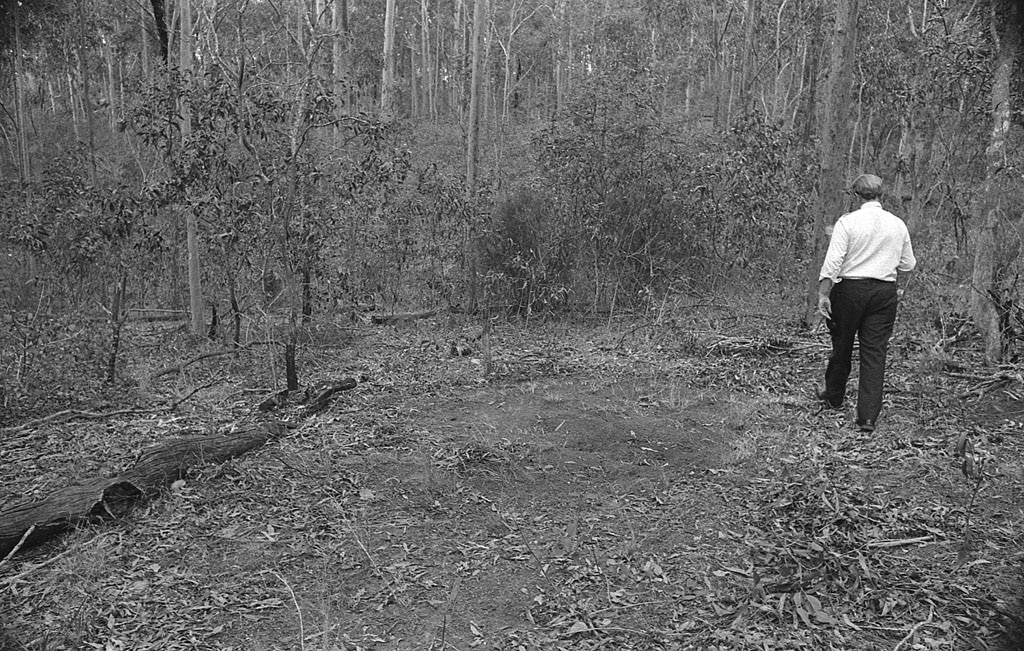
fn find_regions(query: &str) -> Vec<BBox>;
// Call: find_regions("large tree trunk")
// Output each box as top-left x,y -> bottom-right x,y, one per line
971,0 -> 1022,363
553,0 -> 568,117
12,2 -> 31,183
150,0 -> 170,64
803,0 -> 859,327
179,0 -> 204,336
466,0 -> 486,200
332,0 -> 349,132
464,0 -> 487,312
421,0 -> 435,121
738,0 -> 757,113
381,0 -> 398,118
76,0 -> 98,184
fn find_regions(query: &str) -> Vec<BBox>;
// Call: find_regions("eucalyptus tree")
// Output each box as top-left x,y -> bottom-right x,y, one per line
972,0 -> 1023,362
802,0 -> 860,326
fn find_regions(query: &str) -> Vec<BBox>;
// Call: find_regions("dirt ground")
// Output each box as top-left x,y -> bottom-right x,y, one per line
1,320 -> 1022,650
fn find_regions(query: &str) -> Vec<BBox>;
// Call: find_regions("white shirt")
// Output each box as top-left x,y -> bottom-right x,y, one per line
818,201 -> 916,283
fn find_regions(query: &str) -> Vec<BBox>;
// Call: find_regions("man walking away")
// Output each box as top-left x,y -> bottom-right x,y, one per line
816,174 -> 917,432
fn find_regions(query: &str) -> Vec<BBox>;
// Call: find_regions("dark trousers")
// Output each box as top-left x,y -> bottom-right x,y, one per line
822,279 -> 898,426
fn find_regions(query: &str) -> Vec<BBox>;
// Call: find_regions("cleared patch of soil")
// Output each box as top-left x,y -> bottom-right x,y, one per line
215,374 -> 759,650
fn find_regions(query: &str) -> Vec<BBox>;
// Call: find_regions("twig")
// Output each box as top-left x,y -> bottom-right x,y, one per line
0,535 -> 103,589
865,535 -> 934,549
270,570 -> 306,651
433,576 -> 462,651
346,521 -> 382,577
2,408 -> 149,435
148,346 -> 260,381
959,374 -> 1022,399
0,525 -> 35,571
892,607 -> 933,651
168,375 -> 228,410
499,511 -> 546,574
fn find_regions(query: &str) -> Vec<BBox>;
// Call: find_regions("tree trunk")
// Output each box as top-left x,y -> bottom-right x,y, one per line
803,0 -> 859,327
466,0 -> 486,200
381,0 -> 398,118
739,0 -> 757,113
107,275 -> 128,384
798,5 -> 823,146
410,44 -> 419,118
464,0 -> 487,312
332,0 -> 349,131
971,0 -> 1022,363
141,1 -> 152,80
421,0 -> 435,121
12,2 -> 31,183
67,71 -> 81,140
179,0 -> 204,336
281,55 -> 315,391
150,0 -> 170,63
554,0 -> 568,116
76,0 -> 98,185
105,35 -> 118,128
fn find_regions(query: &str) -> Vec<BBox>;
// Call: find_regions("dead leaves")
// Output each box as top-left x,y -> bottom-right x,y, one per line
2,318 -> 1022,651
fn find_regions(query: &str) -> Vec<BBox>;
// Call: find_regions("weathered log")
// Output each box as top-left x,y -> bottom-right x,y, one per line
305,378 -> 358,414
370,309 -> 436,325
258,388 -> 291,412
0,421 -> 287,559
125,422 -> 288,490
0,478 -> 144,560
258,377 -> 359,414
125,309 -> 189,322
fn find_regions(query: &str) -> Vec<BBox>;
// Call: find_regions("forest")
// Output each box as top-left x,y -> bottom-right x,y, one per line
1,0 -> 1023,649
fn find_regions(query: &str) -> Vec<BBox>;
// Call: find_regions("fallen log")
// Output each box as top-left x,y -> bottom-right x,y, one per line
0,478 -> 143,561
126,309 -> 189,322
305,378 -> 358,414
257,377 -> 360,414
370,309 -> 436,325
125,421 -> 288,490
0,421 -> 287,559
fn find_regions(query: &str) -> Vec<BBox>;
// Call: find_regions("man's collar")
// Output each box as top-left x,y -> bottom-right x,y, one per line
861,200 -> 882,209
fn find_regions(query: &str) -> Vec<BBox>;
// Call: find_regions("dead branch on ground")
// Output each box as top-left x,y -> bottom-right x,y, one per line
370,309 -> 436,325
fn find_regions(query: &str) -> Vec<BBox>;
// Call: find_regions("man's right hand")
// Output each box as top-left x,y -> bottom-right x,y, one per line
817,296 -> 832,319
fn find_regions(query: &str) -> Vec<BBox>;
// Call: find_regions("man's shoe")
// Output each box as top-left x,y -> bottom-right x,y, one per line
857,420 -> 875,433
816,389 -> 843,409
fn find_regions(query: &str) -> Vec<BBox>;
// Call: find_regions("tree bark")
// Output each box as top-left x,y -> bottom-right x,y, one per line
738,0 -> 758,113
464,0 -> 488,312
12,2 -> 31,183
553,0 -> 569,117
105,29 -> 119,129
803,0 -> 860,327
332,0 -> 349,126
421,0 -> 435,121
150,0 -> 170,63
75,0 -> 98,184
179,0 -> 204,336
466,0 -> 487,200
971,0 -> 1022,363
381,0 -> 398,118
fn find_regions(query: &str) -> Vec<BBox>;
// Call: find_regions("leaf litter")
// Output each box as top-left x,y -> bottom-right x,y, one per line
0,315 -> 1021,650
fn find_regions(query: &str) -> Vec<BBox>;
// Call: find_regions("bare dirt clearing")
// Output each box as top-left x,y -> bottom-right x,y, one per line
1,321 -> 1022,650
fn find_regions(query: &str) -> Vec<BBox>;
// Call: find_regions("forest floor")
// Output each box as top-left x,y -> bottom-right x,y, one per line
1,303 -> 1022,651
